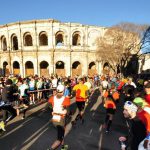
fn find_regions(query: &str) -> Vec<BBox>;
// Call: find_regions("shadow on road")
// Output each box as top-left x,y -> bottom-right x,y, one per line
0,90 -> 127,150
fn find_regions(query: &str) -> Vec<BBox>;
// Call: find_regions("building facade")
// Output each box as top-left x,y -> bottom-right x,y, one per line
0,19 -> 106,77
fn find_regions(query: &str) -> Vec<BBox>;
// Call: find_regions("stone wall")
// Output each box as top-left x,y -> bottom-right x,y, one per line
0,19 -> 106,77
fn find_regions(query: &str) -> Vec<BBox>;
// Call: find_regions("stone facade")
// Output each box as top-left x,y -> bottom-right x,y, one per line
0,19 -> 149,78
0,19 -> 106,77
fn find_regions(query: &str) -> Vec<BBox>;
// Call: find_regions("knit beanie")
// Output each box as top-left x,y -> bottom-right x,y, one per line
124,101 -> 138,119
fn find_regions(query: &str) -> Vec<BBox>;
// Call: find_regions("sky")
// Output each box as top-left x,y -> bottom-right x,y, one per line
0,0 -> 150,27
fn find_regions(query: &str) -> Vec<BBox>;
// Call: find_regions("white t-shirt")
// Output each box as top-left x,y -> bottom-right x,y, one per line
52,78 -> 58,88
101,80 -> 108,88
53,96 -> 66,114
19,84 -> 29,96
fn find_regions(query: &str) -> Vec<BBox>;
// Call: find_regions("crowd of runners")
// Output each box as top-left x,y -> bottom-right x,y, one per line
0,73 -> 150,150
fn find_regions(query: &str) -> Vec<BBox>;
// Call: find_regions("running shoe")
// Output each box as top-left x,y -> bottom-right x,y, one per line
61,145 -> 69,150
0,121 -> 6,131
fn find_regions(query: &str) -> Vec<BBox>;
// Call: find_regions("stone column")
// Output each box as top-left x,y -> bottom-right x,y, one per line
20,60 -> 23,77
96,61 -> 102,75
69,51 -> 72,76
34,57 -> 38,75
99,62 -> 102,75
82,52 -> 88,75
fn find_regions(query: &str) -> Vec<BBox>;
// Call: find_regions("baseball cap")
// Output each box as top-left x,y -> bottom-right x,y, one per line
56,84 -> 65,93
133,97 -> 148,108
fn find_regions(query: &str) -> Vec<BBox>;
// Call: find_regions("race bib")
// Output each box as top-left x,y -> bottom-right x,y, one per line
52,114 -> 65,126
52,114 -> 61,122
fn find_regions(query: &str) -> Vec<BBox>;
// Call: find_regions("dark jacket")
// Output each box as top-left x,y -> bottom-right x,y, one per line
2,85 -> 16,102
126,117 -> 146,150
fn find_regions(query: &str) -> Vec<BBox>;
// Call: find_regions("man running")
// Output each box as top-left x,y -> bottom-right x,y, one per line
47,84 -> 70,150
0,79 -> 17,130
71,77 -> 88,125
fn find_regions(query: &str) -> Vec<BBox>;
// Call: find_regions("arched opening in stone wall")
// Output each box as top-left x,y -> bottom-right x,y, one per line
40,61 -> 49,77
88,30 -> 100,46
72,61 -> 82,77
25,61 -> 34,76
72,31 -> 81,46
39,32 -> 48,46
13,61 -> 20,75
11,34 -> 18,50
1,36 -> 7,51
55,31 -> 64,46
103,62 -> 110,75
55,61 -> 65,76
88,62 -> 97,76
3,61 -> 9,76
24,33 -> 33,46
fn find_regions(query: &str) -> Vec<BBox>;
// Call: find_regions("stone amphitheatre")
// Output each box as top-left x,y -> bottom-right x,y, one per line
0,19 -> 149,77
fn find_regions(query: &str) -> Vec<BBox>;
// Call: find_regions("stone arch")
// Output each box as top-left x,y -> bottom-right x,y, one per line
25,61 -> 34,76
71,29 -> 84,37
3,61 -> 9,76
40,61 -> 49,77
11,34 -> 18,50
23,32 -> 33,46
55,31 -> 64,46
88,30 -> 100,46
55,61 -> 65,76
103,62 -> 110,74
13,61 -> 20,75
72,61 -> 82,77
39,31 -> 48,46
1,36 -> 7,51
88,62 -> 97,76
72,31 -> 81,46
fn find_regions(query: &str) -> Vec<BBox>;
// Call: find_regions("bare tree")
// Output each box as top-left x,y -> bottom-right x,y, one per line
96,22 -> 148,75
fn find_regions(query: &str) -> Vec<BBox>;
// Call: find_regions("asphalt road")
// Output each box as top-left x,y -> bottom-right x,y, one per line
0,89 -> 127,150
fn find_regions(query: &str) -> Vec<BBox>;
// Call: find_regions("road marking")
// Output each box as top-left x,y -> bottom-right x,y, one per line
0,117 -> 34,139
98,125 -> 103,150
89,128 -> 93,135
20,122 -> 49,150
21,127 -> 49,150
22,122 -> 49,144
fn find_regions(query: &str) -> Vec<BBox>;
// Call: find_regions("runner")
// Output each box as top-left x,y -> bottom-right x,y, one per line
71,77 -> 88,125
119,101 -> 146,150
103,82 -> 120,104
0,79 -> 17,131
101,77 -> 109,102
47,84 -> 70,150
103,94 -> 116,133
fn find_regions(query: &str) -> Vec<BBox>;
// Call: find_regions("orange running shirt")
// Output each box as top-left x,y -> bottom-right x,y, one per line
104,100 -> 116,109
49,96 -> 70,107
138,110 -> 150,134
